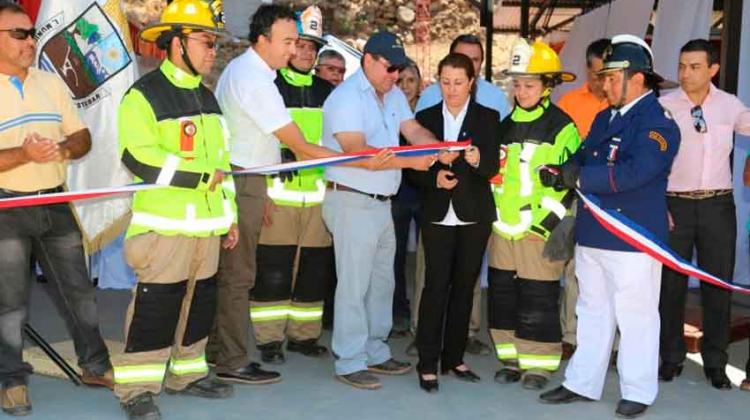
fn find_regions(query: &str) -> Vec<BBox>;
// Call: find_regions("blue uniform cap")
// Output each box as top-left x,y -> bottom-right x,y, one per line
363,31 -> 407,67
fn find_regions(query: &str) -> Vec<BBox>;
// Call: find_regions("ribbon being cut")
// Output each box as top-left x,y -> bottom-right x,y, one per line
0,141 -> 470,210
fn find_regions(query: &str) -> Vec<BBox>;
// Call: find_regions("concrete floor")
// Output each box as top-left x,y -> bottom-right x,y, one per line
21,276 -> 750,420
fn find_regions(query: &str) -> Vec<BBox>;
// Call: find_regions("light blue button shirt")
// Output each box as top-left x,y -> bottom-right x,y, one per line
323,69 -> 414,195
416,78 -> 511,120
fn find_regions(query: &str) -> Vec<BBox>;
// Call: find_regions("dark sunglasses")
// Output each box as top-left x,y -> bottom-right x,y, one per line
690,105 -> 707,134
185,35 -> 216,50
0,27 -> 36,40
374,55 -> 405,74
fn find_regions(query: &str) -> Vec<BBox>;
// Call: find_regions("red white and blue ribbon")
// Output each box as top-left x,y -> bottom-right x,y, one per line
578,191 -> 750,295
229,141 -> 471,175
0,141 -> 470,210
0,184 -> 162,210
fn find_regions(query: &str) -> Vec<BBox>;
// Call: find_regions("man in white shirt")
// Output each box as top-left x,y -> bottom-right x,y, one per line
208,4 -> 339,385
207,4 -> 398,384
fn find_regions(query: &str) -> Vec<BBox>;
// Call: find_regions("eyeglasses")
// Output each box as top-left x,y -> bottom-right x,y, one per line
316,63 -> 346,75
375,56 -> 405,74
184,36 -> 216,50
691,105 -> 707,133
0,27 -> 36,40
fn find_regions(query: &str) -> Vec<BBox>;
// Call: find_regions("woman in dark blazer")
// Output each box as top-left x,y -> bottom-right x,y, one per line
408,53 -> 500,392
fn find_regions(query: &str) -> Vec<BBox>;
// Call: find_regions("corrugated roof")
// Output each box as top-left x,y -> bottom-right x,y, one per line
493,5 -> 583,32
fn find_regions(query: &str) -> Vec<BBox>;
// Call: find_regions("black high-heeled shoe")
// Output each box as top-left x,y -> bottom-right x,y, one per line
418,373 -> 439,393
442,367 -> 480,383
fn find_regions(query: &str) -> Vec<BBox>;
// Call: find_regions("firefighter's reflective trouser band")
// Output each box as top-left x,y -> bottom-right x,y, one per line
488,236 -> 564,378
113,234 -> 220,403
250,205 -> 333,344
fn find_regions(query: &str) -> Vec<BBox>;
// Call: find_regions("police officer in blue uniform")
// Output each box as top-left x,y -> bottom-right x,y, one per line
537,34 -> 680,419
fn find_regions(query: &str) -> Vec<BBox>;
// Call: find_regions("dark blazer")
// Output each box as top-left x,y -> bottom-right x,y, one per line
573,92 -> 680,251
407,100 -> 501,224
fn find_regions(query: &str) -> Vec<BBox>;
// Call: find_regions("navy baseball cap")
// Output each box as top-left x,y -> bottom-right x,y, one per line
363,31 -> 407,67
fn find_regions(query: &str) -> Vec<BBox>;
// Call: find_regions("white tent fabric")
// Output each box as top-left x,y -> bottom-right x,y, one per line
651,0 -> 713,83
555,0 -> 654,100
732,0 -> 750,286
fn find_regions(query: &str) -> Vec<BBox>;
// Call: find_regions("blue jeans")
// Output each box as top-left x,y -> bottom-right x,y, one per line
322,190 -> 395,375
0,195 -> 110,386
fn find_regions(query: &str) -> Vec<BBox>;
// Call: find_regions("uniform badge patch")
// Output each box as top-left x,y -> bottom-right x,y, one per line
649,131 -> 668,151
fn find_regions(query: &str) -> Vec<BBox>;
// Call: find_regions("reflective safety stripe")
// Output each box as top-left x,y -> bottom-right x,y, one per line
495,343 -> 518,360
169,355 -> 209,376
221,179 -> 236,194
518,354 -> 561,371
266,178 -> 326,206
131,199 -> 234,234
218,116 -> 231,151
541,196 -> 566,220
493,207 -> 533,236
518,143 -> 538,197
155,154 -> 180,186
288,306 -> 323,321
114,363 -> 167,384
249,305 -> 290,322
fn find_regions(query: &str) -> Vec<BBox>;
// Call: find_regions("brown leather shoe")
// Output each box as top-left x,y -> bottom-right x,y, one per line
2,385 -> 32,416
81,368 -> 114,390
740,379 -> 750,391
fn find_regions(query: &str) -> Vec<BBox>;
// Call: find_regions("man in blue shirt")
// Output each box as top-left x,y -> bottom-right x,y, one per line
416,34 -> 511,120
322,31 -> 438,390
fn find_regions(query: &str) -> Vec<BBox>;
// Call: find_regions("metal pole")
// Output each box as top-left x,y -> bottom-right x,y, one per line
24,324 -> 82,386
521,0 -> 530,38
720,0 -> 742,94
485,22 -> 494,82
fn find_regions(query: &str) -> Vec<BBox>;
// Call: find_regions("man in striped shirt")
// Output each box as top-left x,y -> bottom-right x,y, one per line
0,1 -> 112,416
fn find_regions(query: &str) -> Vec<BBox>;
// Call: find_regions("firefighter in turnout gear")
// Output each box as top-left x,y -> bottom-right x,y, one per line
250,5 -> 335,364
114,1 -> 238,419
488,39 -> 580,391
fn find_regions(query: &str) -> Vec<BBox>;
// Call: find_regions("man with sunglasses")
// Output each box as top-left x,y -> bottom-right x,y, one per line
315,49 -> 346,86
0,1 -> 115,415
322,30 -> 439,390
658,39 -> 750,390
114,1 -> 240,418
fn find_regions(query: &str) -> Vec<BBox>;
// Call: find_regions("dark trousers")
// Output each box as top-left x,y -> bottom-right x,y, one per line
207,173 -> 265,370
391,197 -> 422,319
417,222 -> 491,374
659,194 -> 735,369
0,199 -> 110,386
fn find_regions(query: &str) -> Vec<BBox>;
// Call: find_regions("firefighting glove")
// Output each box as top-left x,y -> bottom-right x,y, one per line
542,215 -> 576,261
539,160 -> 580,191
278,148 -> 298,183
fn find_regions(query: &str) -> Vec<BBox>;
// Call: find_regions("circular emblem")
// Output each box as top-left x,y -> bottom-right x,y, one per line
183,121 -> 197,137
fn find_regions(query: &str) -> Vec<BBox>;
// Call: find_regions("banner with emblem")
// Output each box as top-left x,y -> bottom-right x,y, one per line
34,0 -> 137,251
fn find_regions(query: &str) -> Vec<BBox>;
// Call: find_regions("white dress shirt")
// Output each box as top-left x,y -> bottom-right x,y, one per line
435,99 -> 474,226
216,47 -> 292,168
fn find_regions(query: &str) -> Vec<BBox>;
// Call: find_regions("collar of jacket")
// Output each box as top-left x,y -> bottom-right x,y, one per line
279,67 -> 313,87
511,98 -> 550,123
160,59 -> 202,89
